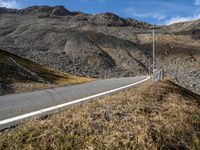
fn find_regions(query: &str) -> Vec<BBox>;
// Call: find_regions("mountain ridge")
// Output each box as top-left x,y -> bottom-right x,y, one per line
1,6 -> 199,27
0,5 -> 200,94
0,6 -> 152,27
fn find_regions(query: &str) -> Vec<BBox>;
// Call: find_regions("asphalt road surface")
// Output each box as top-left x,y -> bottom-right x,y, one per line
0,76 -> 150,130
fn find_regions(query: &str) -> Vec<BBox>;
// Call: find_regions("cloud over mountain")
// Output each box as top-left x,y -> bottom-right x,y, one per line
0,0 -> 20,8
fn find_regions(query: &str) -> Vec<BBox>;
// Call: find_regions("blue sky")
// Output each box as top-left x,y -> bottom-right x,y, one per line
0,0 -> 200,25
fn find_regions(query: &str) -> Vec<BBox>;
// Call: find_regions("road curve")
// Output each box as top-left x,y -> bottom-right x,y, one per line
0,76 -> 150,130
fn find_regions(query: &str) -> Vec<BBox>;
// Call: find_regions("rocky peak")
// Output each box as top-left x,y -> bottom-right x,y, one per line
0,6 -> 72,16
18,6 -> 52,15
90,12 -> 128,26
89,12 -> 151,28
19,6 -> 71,16
52,6 -> 71,16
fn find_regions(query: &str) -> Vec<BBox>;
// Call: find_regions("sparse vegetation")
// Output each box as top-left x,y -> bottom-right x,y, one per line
0,79 -> 199,149
0,49 -> 94,95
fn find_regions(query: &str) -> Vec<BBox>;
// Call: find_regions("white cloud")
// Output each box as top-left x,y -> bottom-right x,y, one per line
0,0 -> 20,8
194,0 -> 200,6
124,8 -> 166,20
165,14 -> 200,25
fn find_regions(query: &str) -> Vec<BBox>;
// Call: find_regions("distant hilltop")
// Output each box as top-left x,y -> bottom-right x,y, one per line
0,6 -> 72,16
0,5 -> 152,27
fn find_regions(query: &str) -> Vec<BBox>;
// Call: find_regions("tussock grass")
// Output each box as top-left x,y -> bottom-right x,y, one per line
0,79 -> 199,150
0,49 -> 93,84
0,49 -> 94,94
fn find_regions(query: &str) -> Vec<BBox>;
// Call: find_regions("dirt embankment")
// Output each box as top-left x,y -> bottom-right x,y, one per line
0,49 -> 93,95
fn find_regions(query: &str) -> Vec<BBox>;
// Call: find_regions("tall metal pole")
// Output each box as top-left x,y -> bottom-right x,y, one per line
72,50 -> 77,82
153,29 -> 155,73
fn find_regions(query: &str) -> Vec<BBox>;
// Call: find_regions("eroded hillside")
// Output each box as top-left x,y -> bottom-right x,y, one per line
0,6 -> 199,94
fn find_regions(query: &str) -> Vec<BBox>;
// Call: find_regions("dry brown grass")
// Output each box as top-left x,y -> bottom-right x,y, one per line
0,49 -> 94,94
0,79 -> 199,150
0,49 -> 93,84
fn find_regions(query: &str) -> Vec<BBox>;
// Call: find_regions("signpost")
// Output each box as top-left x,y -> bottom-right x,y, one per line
153,29 -> 155,72
152,29 -> 164,81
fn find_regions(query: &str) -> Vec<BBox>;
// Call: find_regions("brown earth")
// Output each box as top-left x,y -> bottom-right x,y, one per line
0,79 -> 199,149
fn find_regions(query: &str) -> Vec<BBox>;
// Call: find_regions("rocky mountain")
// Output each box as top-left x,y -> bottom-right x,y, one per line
89,12 -> 152,27
0,6 -> 152,78
0,6 -> 152,27
160,19 -> 200,39
0,6 -> 71,16
0,6 -> 199,94
162,19 -> 200,32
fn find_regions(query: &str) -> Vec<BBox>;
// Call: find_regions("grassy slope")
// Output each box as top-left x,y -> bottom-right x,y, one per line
0,49 -> 93,94
0,79 -> 199,150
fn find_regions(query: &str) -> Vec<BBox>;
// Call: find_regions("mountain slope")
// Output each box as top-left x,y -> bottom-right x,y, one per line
0,49 -> 92,95
162,19 -> 200,32
160,19 -> 200,39
0,6 -> 200,94
0,8 -> 151,78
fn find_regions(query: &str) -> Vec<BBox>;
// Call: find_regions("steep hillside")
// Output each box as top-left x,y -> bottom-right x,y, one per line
160,19 -> 200,39
0,6 -> 199,94
137,33 -> 200,94
0,7 -> 152,78
161,19 -> 200,32
0,79 -> 199,149
0,49 -> 92,95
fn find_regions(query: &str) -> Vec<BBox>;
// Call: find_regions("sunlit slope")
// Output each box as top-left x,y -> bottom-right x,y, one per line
0,49 -> 93,95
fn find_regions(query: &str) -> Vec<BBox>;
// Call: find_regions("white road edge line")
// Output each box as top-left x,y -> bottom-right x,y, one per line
0,76 -> 150,125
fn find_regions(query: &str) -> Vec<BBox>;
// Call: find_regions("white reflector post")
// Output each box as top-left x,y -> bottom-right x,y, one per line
153,69 -> 164,82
